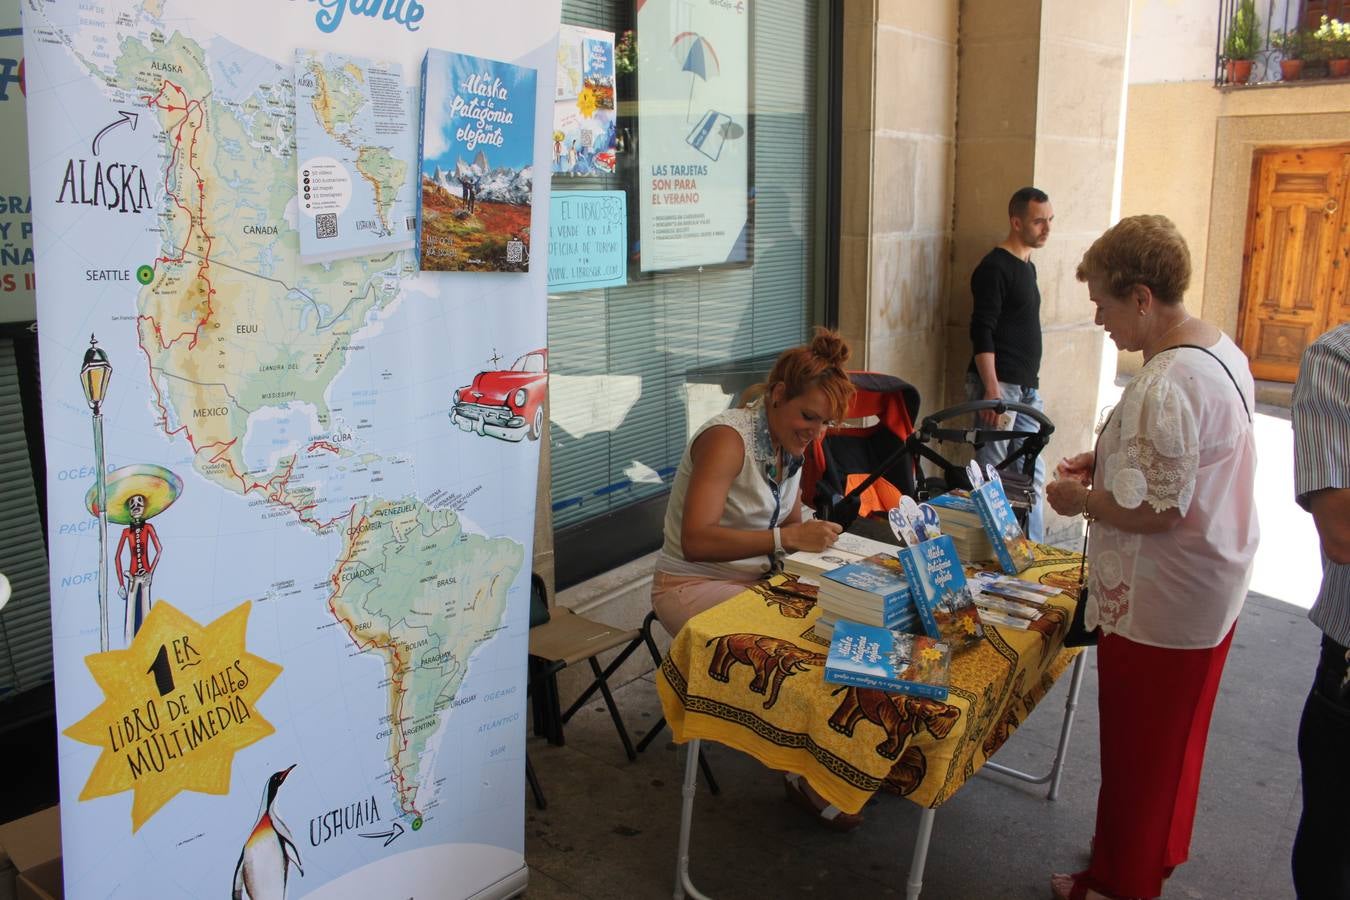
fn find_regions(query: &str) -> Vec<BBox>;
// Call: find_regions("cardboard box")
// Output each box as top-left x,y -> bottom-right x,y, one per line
15,860 -> 61,900
0,807 -> 61,900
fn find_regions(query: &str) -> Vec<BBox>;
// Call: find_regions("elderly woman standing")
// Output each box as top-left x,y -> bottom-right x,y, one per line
1045,216 -> 1259,900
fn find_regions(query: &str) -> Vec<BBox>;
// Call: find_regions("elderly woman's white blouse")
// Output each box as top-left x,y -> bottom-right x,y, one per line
1085,334 -> 1260,649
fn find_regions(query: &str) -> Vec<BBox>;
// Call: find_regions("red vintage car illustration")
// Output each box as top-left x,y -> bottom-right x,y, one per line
450,349 -> 548,442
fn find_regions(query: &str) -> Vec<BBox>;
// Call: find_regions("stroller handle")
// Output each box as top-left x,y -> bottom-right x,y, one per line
918,399 -> 1055,438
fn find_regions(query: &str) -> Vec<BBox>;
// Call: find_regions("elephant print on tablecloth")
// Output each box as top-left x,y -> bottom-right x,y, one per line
827,686 -> 961,761
705,633 -> 827,709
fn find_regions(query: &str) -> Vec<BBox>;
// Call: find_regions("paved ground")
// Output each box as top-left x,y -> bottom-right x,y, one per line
522,588 -> 1316,899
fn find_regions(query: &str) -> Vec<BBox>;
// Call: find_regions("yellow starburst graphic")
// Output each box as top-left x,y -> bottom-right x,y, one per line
920,646 -> 943,663
64,601 -> 282,832
960,614 -> 979,635
576,86 -> 597,119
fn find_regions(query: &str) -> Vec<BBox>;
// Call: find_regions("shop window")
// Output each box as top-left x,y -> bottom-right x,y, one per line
548,0 -> 831,586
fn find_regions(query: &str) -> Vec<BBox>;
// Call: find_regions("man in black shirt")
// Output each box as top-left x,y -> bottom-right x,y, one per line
965,186 -> 1053,541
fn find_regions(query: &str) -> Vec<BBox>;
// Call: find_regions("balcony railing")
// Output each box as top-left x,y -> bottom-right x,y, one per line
1214,0 -> 1350,87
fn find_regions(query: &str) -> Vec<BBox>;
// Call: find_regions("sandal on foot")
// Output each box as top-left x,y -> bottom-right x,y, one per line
783,772 -> 862,833
1050,873 -> 1118,900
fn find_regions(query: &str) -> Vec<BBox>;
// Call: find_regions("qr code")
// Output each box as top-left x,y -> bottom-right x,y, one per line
316,213 -> 338,239
506,240 -> 524,263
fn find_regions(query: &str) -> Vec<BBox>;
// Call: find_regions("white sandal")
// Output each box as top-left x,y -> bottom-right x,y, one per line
782,772 -> 863,832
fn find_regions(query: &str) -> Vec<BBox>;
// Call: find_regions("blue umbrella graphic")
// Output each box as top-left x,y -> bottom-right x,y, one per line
671,31 -> 720,122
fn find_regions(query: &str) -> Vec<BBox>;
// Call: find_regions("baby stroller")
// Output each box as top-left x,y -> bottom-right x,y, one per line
799,371 -> 922,527
803,372 -> 1054,533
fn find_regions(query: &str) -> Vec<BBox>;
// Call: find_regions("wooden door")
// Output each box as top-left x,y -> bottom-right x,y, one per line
1303,1 -> 1350,30
1238,145 -> 1350,383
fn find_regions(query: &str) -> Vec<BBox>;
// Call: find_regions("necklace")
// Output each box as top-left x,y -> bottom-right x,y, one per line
1146,313 -> 1193,360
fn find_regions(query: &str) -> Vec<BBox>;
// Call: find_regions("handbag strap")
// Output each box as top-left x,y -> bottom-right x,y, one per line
1076,341 -> 1247,592
1163,343 -> 1253,423
1077,523 -> 1089,589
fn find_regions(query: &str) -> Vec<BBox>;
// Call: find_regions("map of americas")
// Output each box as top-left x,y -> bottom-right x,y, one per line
302,53 -> 410,236
36,7 -> 523,824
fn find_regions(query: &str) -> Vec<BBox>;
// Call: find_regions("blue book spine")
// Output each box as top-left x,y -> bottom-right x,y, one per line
883,605 -> 918,630
416,52 -> 429,263
822,666 -> 950,700
898,541 -> 944,639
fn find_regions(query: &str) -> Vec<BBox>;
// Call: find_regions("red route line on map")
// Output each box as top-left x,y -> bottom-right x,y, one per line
329,507 -> 423,818
133,80 -> 421,817
132,80 -> 346,533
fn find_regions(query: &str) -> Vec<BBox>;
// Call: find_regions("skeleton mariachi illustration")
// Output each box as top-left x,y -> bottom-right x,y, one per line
86,463 -> 183,646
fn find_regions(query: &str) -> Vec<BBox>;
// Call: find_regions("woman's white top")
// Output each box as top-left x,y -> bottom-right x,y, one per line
1086,335 -> 1260,649
657,403 -> 802,581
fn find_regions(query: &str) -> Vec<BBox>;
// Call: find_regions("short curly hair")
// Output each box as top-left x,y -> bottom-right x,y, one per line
1075,214 -> 1191,305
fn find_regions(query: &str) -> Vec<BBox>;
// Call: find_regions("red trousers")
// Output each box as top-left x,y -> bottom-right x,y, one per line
1078,625 -> 1236,899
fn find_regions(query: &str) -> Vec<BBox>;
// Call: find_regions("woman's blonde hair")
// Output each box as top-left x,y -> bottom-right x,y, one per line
745,328 -> 855,420
1076,214 -> 1192,305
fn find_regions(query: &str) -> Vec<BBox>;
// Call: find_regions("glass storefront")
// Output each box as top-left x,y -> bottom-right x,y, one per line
548,0 -> 831,585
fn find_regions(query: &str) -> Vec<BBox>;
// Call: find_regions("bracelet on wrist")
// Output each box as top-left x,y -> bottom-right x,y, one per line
1080,489 -> 1096,522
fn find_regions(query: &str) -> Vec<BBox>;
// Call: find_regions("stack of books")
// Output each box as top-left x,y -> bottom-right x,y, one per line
784,531 -> 903,582
925,492 -> 995,562
969,571 -> 1060,630
813,553 -> 918,641
823,620 -> 952,700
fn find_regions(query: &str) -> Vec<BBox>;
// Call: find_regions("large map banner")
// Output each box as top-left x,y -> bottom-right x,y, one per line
23,1 -> 558,897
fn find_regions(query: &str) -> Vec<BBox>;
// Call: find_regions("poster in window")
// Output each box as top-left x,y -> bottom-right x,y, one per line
553,25 -> 618,176
0,0 -> 34,321
637,0 -> 750,272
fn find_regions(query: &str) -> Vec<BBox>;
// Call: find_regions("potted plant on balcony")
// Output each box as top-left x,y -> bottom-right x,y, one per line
1222,0 -> 1261,84
1313,16 -> 1350,77
1272,29 -> 1307,80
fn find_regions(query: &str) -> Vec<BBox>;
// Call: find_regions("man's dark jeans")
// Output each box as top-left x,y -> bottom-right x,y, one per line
1292,634 -> 1350,899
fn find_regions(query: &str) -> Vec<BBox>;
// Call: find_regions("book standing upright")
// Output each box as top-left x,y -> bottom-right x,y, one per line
898,533 -> 986,654
970,468 -> 1035,575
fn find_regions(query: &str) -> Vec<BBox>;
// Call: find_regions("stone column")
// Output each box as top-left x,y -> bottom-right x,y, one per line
838,0 -> 959,411
947,0 -> 1129,544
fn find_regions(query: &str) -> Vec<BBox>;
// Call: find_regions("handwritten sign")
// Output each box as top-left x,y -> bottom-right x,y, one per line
548,190 -> 627,292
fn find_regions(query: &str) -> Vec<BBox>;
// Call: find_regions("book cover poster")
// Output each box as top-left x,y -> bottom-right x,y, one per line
23,1 -> 559,896
0,0 -> 34,320
553,24 -> 617,176
294,49 -> 417,263
420,49 -> 537,272
637,0 -> 750,271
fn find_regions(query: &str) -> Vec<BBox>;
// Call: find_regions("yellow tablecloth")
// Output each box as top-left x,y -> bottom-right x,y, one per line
655,544 -> 1084,814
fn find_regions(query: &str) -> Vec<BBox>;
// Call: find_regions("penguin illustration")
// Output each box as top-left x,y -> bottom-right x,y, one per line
232,764 -> 303,900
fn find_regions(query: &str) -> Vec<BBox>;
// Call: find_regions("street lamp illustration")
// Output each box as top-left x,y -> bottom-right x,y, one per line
79,335 -> 112,652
